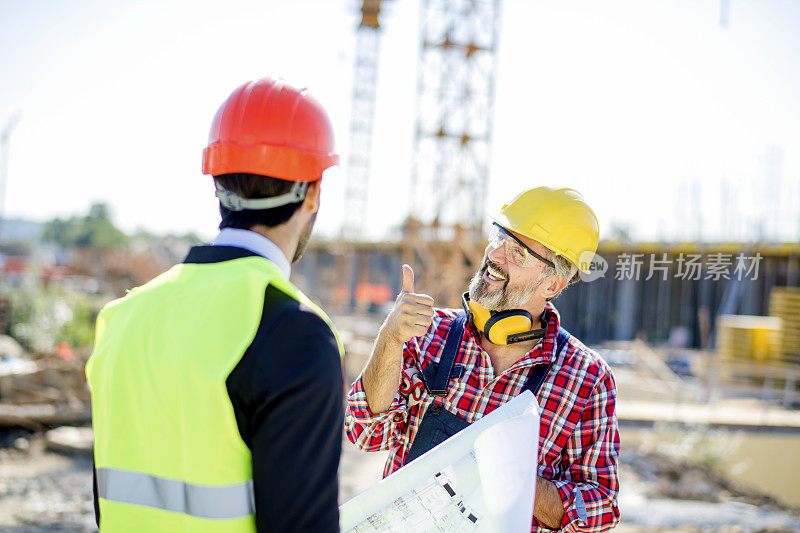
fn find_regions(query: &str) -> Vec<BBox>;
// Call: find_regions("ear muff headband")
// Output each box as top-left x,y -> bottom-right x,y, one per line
461,292 -> 547,345
465,294 -> 491,331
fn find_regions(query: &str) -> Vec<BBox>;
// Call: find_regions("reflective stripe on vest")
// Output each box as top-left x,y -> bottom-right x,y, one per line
96,467 -> 254,520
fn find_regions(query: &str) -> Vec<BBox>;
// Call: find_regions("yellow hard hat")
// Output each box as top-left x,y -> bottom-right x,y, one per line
488,187 -> 599,273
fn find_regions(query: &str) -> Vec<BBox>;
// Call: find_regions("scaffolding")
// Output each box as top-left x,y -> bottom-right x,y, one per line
409,0 -> 502,239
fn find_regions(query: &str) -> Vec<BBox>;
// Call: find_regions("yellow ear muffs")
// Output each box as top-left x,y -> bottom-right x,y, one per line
462,292 -> 546,345
484,310 -> 533,344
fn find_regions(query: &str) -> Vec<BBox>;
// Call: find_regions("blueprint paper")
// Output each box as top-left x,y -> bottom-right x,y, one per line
474,411 -> 540,532
340,391 -> 539,532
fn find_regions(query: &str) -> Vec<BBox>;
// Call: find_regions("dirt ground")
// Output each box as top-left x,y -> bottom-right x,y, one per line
0,428 -> 798,533
0,433 -> 94,533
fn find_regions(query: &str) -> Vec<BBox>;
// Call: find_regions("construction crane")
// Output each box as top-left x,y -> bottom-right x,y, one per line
342,0 -> 387,240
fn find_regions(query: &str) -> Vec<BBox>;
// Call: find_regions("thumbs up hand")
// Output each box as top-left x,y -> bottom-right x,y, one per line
401,264 -> 415,293
381,264 -> 435,347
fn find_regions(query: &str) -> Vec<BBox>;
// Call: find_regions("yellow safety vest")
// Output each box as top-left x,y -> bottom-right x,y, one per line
86,255 -> 343,532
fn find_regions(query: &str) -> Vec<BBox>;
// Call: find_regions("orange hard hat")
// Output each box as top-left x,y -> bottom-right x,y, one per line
202,78 -> 339,181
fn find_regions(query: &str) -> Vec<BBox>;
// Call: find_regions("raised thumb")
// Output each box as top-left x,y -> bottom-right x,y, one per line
401,264 -> 415,293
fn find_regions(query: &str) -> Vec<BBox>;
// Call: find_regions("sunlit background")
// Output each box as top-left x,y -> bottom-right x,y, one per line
2,0 -> 799,242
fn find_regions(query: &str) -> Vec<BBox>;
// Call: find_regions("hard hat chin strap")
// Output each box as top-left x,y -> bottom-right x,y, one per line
215,181 -> 308,212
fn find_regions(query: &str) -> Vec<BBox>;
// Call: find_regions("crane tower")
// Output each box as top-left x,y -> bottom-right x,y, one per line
409,0 -> 502,240
342,0 -> 386,240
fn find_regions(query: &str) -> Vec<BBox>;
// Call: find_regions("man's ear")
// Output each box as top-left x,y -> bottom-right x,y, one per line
539,275 -> 569,300
303,180 -> 321,213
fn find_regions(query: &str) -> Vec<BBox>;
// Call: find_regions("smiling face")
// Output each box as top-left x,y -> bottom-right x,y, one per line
468,228 -> 556,311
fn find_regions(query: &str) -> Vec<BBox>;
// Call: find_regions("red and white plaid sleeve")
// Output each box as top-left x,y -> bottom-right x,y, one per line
344,342 -> 420,452
552,368 -> 620,532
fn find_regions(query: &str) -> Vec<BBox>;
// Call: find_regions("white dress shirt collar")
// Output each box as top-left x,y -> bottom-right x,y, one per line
212,228 -> 291,278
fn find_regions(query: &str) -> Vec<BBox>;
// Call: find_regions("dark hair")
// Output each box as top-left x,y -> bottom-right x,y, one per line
213,173 -> 306,230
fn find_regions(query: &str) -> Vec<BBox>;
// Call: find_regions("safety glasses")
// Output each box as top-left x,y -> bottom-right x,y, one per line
488,223 -> 555,269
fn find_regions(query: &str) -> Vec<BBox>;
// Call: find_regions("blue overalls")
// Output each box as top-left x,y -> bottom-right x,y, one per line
404,312 -> 571,465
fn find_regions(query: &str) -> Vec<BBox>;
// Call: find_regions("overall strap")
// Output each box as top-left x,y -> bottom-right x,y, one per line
421,312 -> 466,397
522,326 -> 570,396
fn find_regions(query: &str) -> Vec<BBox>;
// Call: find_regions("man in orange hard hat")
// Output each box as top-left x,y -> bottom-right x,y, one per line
87,78 -> 344,532
346,187 -> 620,532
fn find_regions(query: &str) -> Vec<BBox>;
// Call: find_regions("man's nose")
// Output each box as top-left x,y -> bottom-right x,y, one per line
487,241 -> 507,264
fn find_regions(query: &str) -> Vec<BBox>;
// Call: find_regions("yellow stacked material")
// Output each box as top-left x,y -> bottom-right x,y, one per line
715,315 -> 782,362
769,287 -> 800,362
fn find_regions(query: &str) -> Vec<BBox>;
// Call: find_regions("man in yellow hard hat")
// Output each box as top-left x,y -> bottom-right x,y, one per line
345,187 -> 620,532
87,78 -> 344,532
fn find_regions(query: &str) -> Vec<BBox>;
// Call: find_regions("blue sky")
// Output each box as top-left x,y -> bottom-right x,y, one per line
1,0 -> 799,242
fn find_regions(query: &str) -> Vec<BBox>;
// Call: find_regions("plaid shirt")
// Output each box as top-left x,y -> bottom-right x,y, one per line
345,303 -> 620,532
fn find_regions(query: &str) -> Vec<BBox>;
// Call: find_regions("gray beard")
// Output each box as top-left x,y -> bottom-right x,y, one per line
468,260 -> 542,311
292,212 -> 317,263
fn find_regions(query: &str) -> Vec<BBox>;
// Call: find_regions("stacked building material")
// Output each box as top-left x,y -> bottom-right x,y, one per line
714,315 -> 791,401
714,289 -> 800,405
716,315 -> 782,363
769,287 -> 800,363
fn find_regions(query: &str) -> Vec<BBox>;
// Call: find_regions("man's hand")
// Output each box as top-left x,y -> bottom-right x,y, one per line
535,476 -> 566,529
381,264 -> 435,346
361,264 -> 434,414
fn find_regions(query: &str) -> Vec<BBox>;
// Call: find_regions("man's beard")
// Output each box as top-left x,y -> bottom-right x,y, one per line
468,258 -> 543,311
292,212 -> 317,263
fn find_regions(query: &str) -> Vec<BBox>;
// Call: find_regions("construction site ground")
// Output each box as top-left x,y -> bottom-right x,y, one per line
0,428 -> 798,533
1,316 -> 799,531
